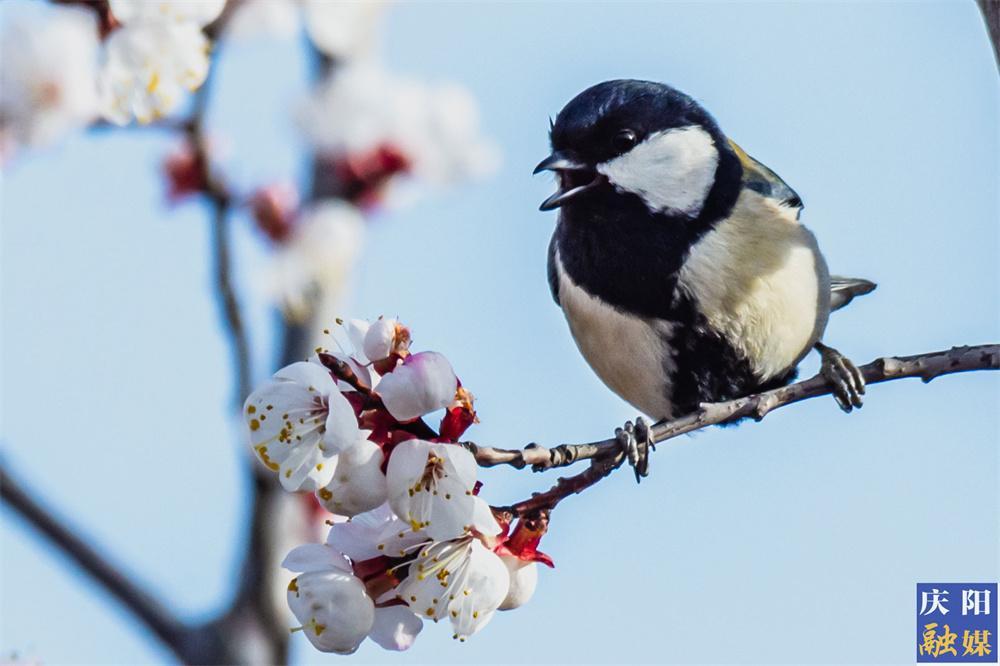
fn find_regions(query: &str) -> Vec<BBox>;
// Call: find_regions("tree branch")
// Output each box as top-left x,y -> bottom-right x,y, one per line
0,463 -> 194,662
478,344 -> 998,517
184,63 -> 252,407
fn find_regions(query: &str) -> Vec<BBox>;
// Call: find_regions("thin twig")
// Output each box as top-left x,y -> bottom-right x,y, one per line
185,64 -> 252,406
0,463 -> 193,662
483,344 -> 998,517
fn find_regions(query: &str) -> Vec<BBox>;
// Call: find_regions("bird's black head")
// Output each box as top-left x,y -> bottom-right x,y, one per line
535,79 -> 740,221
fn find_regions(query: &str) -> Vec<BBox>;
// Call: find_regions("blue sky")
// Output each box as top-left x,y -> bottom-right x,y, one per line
2,2 -> 997,664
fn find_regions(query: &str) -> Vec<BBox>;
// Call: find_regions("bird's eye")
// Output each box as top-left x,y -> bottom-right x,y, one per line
612,129 -> 638,152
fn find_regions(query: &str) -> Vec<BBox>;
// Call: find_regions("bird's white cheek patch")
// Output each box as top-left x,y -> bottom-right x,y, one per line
597,125 -> 719,217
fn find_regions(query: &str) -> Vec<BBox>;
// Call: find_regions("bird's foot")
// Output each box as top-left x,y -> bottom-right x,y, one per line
615,416 -> 654,483
815,342 -> 865,412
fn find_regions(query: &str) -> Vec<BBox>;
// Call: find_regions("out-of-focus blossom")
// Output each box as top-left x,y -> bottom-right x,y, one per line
108,0 -> 225,27
225,0 -> 300,40
250,182 -> 299,243
298,63 -> 500,194
302,0 -> 386,60
245,359 -> 366,492
163,140 -> 206,202
263,199 -> 365,320
0,1 -> 100,157
99,0 -> 222,125
99,21 -> 211,125
325,143 -> 411,208
377,352 -> 458,422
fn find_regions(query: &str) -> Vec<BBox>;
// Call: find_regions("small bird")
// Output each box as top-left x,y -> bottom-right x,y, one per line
536,79 -> 874,478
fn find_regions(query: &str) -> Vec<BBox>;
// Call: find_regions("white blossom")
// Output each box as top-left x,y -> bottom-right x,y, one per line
377,352 -> 458,422
0,1 -> 100,154
316,438 -> 388,517
396,534 -> 509,640
498,557 -> 538,610
386,440 -> 479,540
225,0 -> 300,40
298,62 -> 500,188
108,0 -> 225,27
245,360 -> 364,491
302,0 -> 386,60
99,21 -> 211,125
263,199 -> 365,321
283,545 -> 375,654
362,317 -> 400,363
368,605 -> 423,651
284,526 -> 424,653
99,0 -> 223,125
328,503 -> 426,562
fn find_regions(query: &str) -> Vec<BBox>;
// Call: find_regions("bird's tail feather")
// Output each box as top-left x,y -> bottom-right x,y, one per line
830,276 -> 877,312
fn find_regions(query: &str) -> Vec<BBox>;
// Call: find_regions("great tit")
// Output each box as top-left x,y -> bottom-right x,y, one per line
535,79 -> 874,478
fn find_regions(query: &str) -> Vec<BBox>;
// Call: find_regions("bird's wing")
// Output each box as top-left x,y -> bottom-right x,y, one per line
547,233 -> 561,305
830,276 -> 877,311
728,139 -> 803,216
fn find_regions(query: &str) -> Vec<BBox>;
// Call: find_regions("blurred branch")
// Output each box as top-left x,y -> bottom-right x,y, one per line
184,66 -> 252,407
0,463 -> 194,662
978,0 -> 1000,69
477,344 -> 999,517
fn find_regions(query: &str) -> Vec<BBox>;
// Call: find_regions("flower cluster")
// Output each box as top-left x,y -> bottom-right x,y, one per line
0,0 -> 222,157
0,0 -> 100,159
245,318 -> 552,654
100,0 -> 224,125
227,0 -> 387,61
298,62 -> 501,201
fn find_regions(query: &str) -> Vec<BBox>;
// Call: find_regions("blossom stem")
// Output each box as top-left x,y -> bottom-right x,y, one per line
478,344 -> 999,516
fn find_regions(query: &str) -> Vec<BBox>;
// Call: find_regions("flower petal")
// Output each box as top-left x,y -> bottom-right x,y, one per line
362,317 -> 396,362
109,0 -> 225,27
323,390 -> 362,454
498,557 -> 537,610
377,352 -> 458,421
316,438 -> 388,517
274,360 -> 337,392
287,570 -> 374,654
469,496 -> 501,537
327,503 -> 395,561
368,605 -> 423,651
386,441 -> 477,541
446,540 -> 509,639
343,319 -> 370,359
282,544 -> 352,574
277,437 -> 335,492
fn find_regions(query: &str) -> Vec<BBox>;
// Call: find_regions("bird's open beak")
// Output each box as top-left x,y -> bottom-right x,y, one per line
533,151 -> 601,211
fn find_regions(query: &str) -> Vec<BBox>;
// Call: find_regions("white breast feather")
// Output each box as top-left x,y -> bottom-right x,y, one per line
597,125 -> 719,217
554,252 -> 676,419
677,189 -> 827,381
